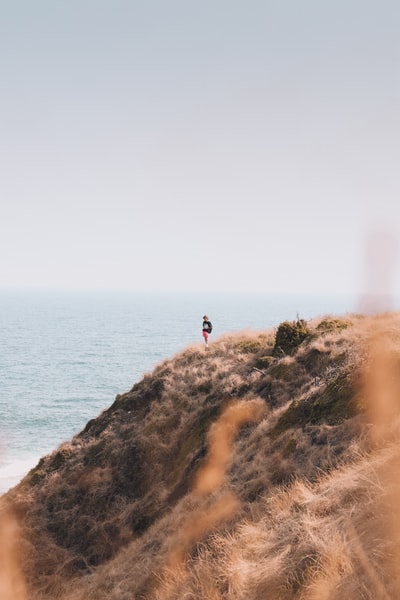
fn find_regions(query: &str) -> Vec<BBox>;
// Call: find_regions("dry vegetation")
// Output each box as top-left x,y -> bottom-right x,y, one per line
3,312 -> 400,598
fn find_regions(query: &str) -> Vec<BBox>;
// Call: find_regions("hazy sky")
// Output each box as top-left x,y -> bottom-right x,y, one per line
1,1 -> 399,294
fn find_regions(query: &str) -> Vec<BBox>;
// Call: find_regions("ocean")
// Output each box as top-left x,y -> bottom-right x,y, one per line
0,289 -> 358,494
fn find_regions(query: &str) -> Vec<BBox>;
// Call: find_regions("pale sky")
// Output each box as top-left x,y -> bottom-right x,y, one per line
1,1 -> 399,295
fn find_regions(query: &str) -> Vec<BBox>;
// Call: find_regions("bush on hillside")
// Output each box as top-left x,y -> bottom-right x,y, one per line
273,319 -> 311,357
253,355 -> 274,370
316,318 -> 349,334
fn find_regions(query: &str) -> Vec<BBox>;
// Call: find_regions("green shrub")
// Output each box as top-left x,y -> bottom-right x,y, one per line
254,356 -> 274,370
273,319 -> 311,357
316,318 -> 349,334
269,361 -> 297,382
48,447 -> 73,472
28,465 -> 47,486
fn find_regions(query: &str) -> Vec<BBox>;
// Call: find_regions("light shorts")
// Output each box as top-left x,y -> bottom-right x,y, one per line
202,331 -> 209,341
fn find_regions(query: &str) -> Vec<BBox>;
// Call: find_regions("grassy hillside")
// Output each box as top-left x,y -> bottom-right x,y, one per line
3,312 -> 400,599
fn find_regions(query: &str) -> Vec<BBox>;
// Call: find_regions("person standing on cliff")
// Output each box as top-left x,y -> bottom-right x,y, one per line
202,315 -> 212,348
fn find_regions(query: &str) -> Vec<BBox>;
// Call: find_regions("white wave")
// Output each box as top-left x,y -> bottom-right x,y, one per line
0,455 -> 41,494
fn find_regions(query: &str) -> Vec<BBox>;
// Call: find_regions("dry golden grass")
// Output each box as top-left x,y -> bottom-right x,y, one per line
5,313 -> 400,599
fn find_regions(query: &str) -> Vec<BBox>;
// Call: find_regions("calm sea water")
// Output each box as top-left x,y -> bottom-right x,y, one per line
0,289 -> 358,493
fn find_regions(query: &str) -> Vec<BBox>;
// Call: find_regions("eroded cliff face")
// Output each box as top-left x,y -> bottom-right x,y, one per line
6,313 -> 400,600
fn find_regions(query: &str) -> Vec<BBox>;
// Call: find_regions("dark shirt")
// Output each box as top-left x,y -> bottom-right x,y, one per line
202,320 -> 212,333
